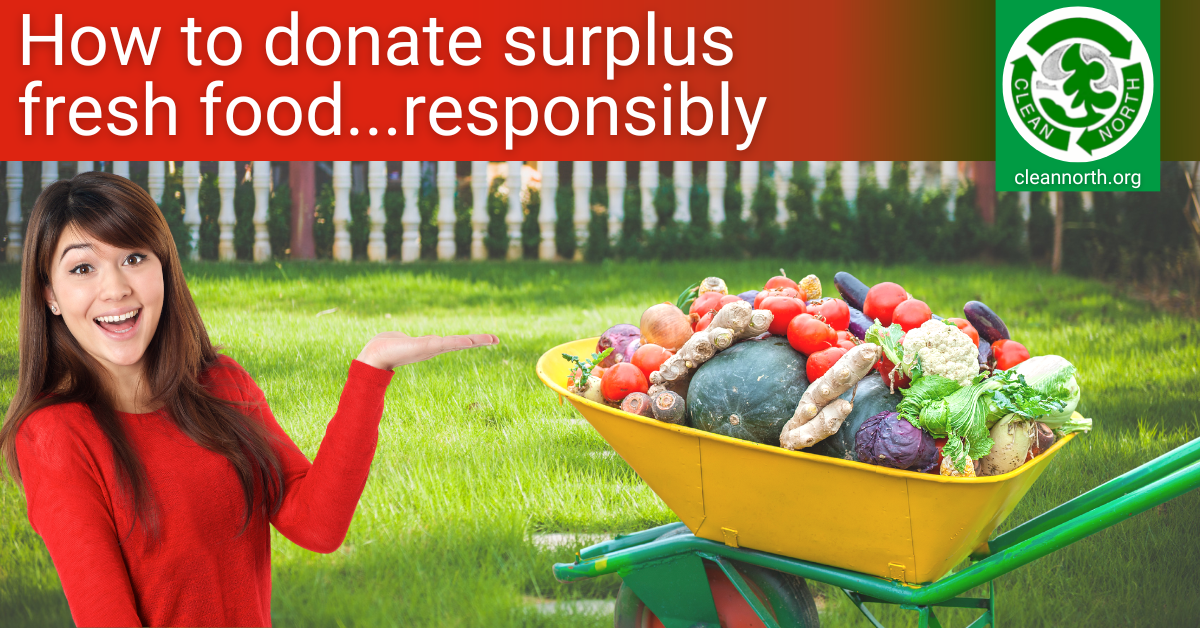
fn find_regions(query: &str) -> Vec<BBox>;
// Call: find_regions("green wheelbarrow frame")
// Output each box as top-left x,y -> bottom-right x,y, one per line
553,437 -> 1200,628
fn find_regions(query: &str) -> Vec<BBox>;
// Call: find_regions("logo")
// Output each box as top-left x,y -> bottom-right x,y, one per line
1002,7 -> 1153,163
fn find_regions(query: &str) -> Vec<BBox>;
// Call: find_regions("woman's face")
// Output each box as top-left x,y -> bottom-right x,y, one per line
43,226 -> 165,376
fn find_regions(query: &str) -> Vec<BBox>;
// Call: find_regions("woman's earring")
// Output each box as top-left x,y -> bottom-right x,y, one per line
50,305 -> 58,314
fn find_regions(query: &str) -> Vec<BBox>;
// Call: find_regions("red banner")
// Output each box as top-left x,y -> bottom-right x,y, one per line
1,1 -> 1012,159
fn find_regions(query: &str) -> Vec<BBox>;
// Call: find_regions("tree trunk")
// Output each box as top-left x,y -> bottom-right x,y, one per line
289,161 -> 316,259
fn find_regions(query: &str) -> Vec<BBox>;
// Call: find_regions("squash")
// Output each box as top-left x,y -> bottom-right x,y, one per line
687,337 -> 808,445
807,374 -> 903,460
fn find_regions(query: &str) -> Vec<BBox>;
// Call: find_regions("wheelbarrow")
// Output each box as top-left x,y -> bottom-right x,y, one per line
536,338 -> 1200,628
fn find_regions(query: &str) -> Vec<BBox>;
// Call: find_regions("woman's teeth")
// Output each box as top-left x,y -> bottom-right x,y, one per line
96,309 -> 139,323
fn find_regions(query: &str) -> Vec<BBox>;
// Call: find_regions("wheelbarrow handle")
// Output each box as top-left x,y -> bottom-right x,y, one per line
920,457 -> 1200,604
983,436 -> 1200,556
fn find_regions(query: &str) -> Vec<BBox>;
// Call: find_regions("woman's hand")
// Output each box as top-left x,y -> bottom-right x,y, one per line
355,332 -> 500,371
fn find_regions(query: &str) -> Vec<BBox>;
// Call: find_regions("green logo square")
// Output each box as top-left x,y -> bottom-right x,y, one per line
996,0 -> 1160,191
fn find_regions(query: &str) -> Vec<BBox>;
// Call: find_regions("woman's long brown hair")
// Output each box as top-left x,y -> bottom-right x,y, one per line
0,172 -> 283,538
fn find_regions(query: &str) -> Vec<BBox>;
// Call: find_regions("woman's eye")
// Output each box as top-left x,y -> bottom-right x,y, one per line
68,264 -> 93,275
124,254 -> 147,266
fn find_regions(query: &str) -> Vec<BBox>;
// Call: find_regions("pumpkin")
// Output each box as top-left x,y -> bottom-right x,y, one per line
807,374 -> 903,460
687,337 -> 808,445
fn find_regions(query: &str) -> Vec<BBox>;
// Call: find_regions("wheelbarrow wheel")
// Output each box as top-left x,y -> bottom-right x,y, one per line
613,529 -> 820,628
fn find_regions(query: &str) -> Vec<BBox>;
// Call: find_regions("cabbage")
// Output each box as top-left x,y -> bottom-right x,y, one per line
1012,355 -> 1090,433
855,411 -> 939,473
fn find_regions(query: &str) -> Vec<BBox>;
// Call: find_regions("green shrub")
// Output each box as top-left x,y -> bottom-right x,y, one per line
158,163 -> 190,259
234,176 -> 255,260
782,162 -> 819,259
555,179 -> 575,260
584,186 -> 610,263
522,187 -> 541,260
815,162 -> 856,259
349,191 -> 370,260
722,179 -> 750,258
484,176 -> 508,259
383,186 -> 404,260
199,172 -> 220,260
418,170 -> 438,261
455,180 -> 473,260
991,191 -> 1028,263
314,182 -> 334,259
1028,192 -> 1054,262
749,177 -> 780,256
614,186 -> 644,260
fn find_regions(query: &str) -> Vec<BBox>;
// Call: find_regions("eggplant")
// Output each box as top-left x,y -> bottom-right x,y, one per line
848,306 -> 874,340
834,272 -> 870,311
963,301 -> 1010,344
979,338 -> 993,368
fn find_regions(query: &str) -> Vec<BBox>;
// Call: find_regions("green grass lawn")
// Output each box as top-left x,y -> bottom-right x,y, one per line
1,259 -> 1198,627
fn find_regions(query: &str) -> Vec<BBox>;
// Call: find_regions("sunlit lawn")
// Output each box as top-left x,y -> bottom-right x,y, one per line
1,259 -> 1198,627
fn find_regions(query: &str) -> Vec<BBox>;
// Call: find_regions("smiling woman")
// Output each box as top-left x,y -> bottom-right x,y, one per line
0,172 -> 498,627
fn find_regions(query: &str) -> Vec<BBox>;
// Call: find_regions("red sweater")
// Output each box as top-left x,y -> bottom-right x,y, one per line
15,356 -> 394,627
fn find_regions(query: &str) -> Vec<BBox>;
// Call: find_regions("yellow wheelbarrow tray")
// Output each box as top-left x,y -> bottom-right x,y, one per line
539,337 -> 1076,584
538,339 -> 1200,627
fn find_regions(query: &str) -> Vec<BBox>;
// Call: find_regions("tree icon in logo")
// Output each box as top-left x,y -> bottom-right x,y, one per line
1003,9 -> 1152,162
1041,43 -> 1117,128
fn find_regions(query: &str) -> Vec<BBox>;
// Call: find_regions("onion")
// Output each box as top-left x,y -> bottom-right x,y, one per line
640,303 -> 694,352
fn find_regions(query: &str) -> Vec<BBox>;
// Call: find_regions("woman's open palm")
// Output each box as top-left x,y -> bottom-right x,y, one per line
356,332 -> 499,371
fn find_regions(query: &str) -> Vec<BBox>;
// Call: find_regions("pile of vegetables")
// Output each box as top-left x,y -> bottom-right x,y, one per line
565,269 -> 1092,478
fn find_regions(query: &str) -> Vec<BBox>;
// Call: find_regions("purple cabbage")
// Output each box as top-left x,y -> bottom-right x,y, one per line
855,411 -> 938,473
737,290 -> 760,305
597,324 -> 642,367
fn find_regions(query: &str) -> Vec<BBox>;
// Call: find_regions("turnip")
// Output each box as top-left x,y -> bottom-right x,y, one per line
597,324 -> 642,367
979,414 -> 1035,476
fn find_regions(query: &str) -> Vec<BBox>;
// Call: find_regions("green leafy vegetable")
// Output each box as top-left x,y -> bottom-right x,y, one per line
865,322 -> 905,367
898,369 -> 1070,474
563,348 -> 613,387
674,281 -> 701,312
1012,355 -> 1089,433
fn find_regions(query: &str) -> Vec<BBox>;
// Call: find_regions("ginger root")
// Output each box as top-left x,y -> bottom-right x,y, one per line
779,342 -> 881,450
648,301 -> 772,399
780,399 -> 853,450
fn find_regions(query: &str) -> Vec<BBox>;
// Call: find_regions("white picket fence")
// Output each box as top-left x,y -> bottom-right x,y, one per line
4,161 -> 973,263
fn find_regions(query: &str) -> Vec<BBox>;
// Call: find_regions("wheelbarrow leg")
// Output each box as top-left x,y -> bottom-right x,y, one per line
916,606 -> 944,628
841,589 -> 887,628
710,557 -> 782,628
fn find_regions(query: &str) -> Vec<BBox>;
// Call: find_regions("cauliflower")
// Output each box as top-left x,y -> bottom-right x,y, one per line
901,319 -> 979,386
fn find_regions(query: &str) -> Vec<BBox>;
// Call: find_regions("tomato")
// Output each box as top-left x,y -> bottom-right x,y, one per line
694,310 -> 715,332
892,299 -> 932,332
992,339 -> 1031,370
601,363 -> 649,402
631,344 -> 673,378
786,313 -> 837,355
875,353 -> 911,389
689,291 -> 724,317
807,298 -> 850,331
836,338 -> 857,351
863,282 -> 908,327
718,294 -> 742,308
837,330 -> 856,343
754,287 -> 800,309
764,272 -> 799,292
807,347 -> 848,381
947,318 -> 980,347
760,296 -> 806,336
